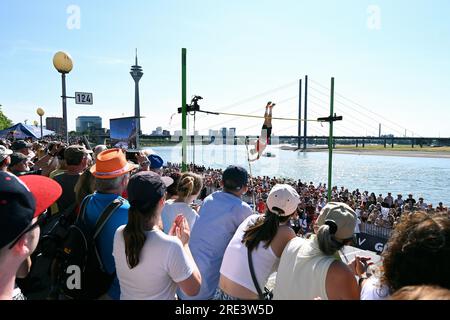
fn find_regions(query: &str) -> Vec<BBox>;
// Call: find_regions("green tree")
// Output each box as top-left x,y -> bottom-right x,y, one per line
0,107 -> 13,130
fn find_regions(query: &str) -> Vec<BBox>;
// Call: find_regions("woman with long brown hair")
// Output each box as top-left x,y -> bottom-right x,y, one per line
214,184 -> 299,299
112,171 -> 201,299
74,167 -> 95,208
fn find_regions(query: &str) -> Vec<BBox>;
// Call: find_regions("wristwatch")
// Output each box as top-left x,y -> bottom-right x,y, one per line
358,276 -> 367,287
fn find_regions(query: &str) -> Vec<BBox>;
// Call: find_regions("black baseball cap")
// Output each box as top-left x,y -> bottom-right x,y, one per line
222,165 -> 248,191
11,140 -> 32,151
0,172 -> 62,249
64,145 -> 92,164
127,171 -> 173,211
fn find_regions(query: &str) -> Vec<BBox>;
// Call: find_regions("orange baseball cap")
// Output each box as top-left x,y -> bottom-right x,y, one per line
90,148 -> 137,179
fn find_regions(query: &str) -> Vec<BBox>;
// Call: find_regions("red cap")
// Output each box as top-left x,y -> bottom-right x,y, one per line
19,175 -> 62,217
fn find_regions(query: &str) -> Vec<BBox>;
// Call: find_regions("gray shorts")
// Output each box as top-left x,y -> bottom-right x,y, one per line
213,287 -> 241,300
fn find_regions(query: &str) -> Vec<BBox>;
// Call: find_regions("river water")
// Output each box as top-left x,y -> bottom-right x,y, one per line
149,144 -> 450,206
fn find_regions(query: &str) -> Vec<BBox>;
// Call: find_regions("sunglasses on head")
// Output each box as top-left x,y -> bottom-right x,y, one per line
8,209 -> 50,250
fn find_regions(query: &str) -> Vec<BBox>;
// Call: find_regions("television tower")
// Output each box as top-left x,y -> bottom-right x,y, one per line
130,48 -> 143,134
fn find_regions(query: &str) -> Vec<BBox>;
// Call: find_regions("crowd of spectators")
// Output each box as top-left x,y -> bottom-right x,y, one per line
164,162 -> 449,235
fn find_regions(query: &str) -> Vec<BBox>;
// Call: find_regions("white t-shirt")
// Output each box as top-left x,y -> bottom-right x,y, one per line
319,199 -> 326,208
380,207 -> 389,219
113,226 -> 194,300
299,218 -> 308,231
360,276 -> 389,300
418,202 -> 427,210
220,215 -> 280,294
161,202 -> 199,234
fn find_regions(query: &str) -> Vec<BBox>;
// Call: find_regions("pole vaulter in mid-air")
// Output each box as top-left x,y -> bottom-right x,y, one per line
248,101 -> 276,161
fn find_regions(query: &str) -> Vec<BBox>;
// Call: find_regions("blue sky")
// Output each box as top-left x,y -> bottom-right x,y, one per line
1,0 -> 449,137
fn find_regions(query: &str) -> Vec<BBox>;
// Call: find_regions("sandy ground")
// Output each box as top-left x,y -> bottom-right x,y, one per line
332,149 -> 450,159
279,146 -> 450,158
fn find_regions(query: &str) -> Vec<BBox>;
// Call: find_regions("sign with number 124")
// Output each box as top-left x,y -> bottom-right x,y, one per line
75,92 -> 93,105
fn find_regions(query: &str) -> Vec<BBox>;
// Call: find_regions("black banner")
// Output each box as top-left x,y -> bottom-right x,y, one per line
355,233 -> 387,253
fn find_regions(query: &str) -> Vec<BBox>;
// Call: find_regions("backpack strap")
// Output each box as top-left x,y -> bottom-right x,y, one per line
57,194 -> 92,223
58,202 -> 77,219
91,198 -> 123,277
93,198 -> 124,240
77,194 -> 95,222
247,247 -> 264,300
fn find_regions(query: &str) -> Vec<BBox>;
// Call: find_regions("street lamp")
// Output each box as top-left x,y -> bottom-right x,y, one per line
53,51 -> 73,142
36,107 -> 45,139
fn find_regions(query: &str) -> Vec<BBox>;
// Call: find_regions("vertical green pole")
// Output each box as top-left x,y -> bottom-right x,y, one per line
182,48 -> 187,172
327,77 -> 334,202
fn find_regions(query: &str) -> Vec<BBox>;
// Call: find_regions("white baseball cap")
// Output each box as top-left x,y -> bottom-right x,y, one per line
266,184 -> 300,216
0,145 -> 13,162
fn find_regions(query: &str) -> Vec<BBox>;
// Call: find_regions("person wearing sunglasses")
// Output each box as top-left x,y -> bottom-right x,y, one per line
0,172 -> 62,300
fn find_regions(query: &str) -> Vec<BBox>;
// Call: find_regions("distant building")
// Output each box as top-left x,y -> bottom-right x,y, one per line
45,117 -> 63,135
76,116 -> 102,133
209,129 -> 220,137
151,126 -> 164,136
221,127 -> 227,137
149,128 -> 170,136
173,130 -> 182,136
229,128 -> 236,136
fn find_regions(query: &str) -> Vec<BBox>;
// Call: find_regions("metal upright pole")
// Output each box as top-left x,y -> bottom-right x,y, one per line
40,115 -> 43,139
181,48 -> 187,172
327,77 -> 335,202
135,82 -> 141,137
298,79 -> 302,149
303,75 -> 308,149
193,111 -> 196,165
61,73 -> 68,142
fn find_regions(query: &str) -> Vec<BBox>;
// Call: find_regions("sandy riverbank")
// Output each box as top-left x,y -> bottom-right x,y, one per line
279,146 -> 450,159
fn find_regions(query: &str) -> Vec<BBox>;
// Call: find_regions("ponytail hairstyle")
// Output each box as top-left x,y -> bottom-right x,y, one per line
316,220 -> 347,256
242,208 -> 292,252
177,172 -> 203,200
123,197 -> 162,269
